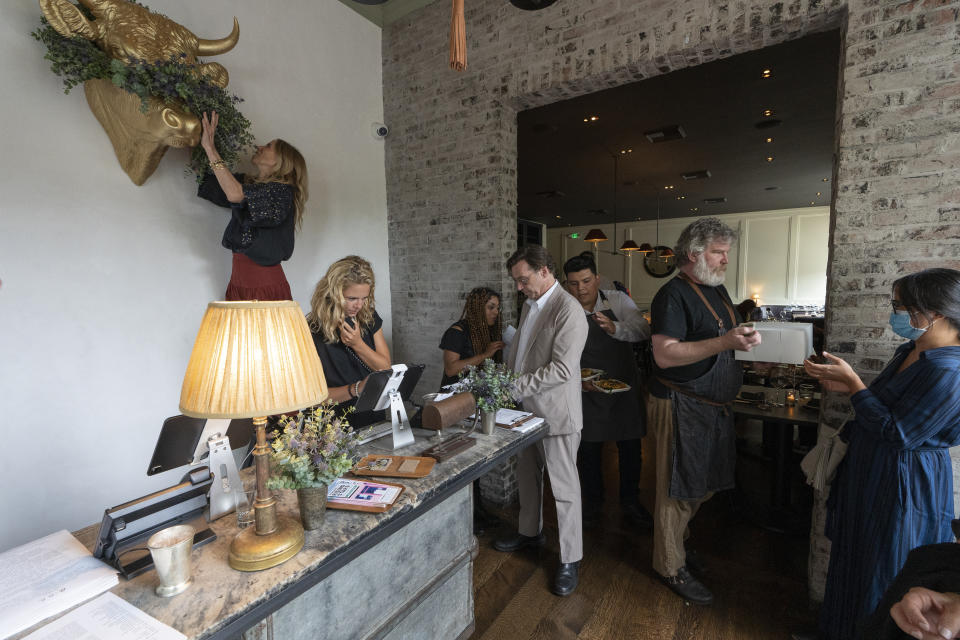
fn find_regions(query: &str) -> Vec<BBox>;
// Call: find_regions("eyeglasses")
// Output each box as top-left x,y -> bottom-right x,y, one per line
890,299 -> 905,312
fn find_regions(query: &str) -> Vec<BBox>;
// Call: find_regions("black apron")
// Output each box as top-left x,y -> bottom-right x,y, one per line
660,277 -> 743,501
580,295 -> 644,443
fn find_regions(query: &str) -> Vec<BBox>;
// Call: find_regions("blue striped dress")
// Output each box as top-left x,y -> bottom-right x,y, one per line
819,343 -> 960,640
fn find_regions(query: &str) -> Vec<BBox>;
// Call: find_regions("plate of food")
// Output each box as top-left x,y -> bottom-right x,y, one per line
581,368 -> 604,381
592,378 -> 631,393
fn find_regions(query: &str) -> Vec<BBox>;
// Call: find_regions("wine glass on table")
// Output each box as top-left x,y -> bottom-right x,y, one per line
770,364 -> 789,406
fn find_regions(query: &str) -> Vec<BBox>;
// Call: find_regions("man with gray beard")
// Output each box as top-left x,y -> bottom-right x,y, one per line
648,217 -> 761,605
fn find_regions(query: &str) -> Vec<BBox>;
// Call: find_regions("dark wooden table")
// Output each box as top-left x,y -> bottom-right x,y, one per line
733,400 -> 820,532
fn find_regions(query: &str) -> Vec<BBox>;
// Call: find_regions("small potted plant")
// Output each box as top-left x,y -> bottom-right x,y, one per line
267,402 -> 364,530
451,358 -> 519,435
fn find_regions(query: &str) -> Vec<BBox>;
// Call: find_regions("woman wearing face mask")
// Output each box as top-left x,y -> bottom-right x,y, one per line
800,268 -> 960,640
306,256 -> 390,427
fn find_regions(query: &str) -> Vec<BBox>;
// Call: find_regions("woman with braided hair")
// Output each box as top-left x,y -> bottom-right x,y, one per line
439,287 -> 505,387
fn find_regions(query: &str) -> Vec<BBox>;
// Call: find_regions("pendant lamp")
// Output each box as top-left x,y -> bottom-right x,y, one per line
584,229 -> 608,243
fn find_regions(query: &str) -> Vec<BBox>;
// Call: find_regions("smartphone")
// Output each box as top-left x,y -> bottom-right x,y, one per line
739,322 -> 756,336
343,316 -> 356,329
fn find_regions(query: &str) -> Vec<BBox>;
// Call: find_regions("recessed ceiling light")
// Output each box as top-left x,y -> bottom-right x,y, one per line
583,118 -> 588,122
676,195 -> 685,200
763,109 -> 774,117
620,148 -> 633,154
761,69 -> 772,78
766,156 -> 774,162
822,177 -> 830,182
555,215 -> 562,219
816,192 -> 821,196
810,201 -> 815,205
664,185 -> 674,190
690,207 -> 699,212
766,137 -> 774,143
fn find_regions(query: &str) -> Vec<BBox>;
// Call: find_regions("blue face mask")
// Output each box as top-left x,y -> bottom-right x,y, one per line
889,310 -> 927,340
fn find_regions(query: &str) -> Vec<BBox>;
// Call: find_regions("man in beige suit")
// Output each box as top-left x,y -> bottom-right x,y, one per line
493,245 -> 589,596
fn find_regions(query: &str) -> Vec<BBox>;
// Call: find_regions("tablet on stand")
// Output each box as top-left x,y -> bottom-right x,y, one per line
354,364 -> 424,450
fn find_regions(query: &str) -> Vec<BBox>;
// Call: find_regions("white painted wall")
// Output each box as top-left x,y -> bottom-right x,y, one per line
546,207 -> 830,308
0,0 -> 388,550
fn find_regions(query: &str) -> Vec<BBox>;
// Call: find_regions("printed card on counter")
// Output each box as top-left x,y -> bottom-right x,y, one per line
326,478 -> 404,513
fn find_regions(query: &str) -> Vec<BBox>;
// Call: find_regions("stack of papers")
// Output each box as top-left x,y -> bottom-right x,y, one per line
0,530 -> 119,638
23,593 -> 186,640
469,408 -> 545,433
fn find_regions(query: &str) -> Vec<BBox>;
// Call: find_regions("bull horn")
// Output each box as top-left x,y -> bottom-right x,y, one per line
196,17 -> 240,56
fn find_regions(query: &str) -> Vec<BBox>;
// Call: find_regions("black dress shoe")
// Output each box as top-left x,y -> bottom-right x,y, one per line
658,566 -> 713,605
552,561 -> 580,596
622,502 -> 654,531
493,531 -> 546,552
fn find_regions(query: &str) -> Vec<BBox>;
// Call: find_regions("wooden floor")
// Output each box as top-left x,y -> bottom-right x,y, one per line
469,436 -> 817,640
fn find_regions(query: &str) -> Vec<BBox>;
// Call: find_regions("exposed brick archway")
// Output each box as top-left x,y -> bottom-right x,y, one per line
383,0 -> 960,599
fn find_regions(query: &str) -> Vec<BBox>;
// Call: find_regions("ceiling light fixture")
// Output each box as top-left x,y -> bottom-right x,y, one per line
644,125 -> 686,143
766,156 -> 774,162
584,229 -> 608,243
766,137 -> 774,143
763,109 -> 774,117
619,239 -> 641,252
822,177 -> 830,182
761,69 -> 772,78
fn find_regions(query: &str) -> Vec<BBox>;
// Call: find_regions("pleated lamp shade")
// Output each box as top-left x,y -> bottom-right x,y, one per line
180,301 -> 328,419
584,229 -> 608,243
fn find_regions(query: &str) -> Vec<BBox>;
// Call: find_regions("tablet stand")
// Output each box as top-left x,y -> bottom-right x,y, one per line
357,364 -> 423,450
387,389 -> 415,449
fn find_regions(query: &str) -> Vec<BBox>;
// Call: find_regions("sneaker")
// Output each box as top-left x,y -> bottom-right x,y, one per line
658,566 -> 714,605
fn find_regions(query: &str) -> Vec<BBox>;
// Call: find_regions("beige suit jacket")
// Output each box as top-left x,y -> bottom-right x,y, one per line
507,286 -> 589,436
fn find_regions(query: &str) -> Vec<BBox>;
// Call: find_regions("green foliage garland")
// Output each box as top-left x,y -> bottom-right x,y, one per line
32,10 -> 254,179
267,403 -> 366,491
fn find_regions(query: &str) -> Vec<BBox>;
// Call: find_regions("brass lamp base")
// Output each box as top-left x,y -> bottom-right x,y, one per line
228,516 -> 305,571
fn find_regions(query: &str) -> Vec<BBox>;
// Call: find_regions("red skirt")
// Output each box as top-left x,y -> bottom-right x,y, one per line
225,253 -> 292,301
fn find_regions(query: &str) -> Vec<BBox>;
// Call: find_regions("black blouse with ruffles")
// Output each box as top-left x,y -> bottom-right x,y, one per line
197,172 -> 296,266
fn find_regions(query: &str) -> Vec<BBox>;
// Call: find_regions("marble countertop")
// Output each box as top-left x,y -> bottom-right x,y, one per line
17,422 -> 547,640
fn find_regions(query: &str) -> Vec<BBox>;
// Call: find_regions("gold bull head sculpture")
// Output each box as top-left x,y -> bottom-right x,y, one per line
38,0 -> 239,185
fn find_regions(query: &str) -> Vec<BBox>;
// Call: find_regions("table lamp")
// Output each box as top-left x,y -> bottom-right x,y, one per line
179,301 -> 328,571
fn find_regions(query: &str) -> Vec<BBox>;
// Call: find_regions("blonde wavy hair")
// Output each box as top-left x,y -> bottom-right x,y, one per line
247,138 -> 308,230
306,256 -> 377,343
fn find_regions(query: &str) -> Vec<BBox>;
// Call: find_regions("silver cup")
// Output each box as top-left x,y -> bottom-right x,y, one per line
147,524 -> 195,597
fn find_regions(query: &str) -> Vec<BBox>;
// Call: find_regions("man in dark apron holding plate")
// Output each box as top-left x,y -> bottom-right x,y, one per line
563,253 -> 652,529
648,218 -> 762,605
